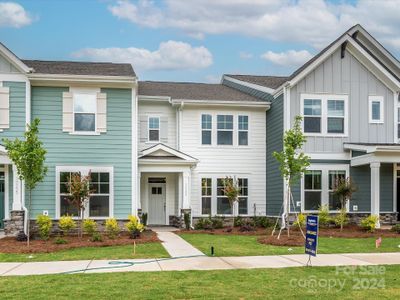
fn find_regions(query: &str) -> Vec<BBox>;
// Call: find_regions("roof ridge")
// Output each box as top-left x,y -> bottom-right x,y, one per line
21,59 -> 131,66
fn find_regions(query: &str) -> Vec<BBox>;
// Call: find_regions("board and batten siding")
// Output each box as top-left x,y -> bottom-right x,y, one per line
179,105 -> 267,217
138,101 -> 176,152
290,48 -> 395,153
0,82 -> 26,213
30,86 -> 132,218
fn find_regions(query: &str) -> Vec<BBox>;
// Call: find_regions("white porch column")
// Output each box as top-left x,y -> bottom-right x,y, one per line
12,165 -> 23,211
137,172 -> 141,211
370,162 -> 381,228
178,172 -> 183,215
182,170 -> 191,210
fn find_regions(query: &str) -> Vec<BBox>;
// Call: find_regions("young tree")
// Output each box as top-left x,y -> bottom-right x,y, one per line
65,173 -> 92,237
333,177 -> 357,231
273,116 -> 310,238
3,118 -> 48,246
222,176 -> 242,226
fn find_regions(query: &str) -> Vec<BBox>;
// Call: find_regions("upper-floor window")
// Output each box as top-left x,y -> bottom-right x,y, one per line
148,117 -> 160,142
369,96 -> 384,124
201,114 -> 212,145
74,93 -> 96,132
217,115 -> 233,145
238,115 -> 249,145
302,94 -> 347,136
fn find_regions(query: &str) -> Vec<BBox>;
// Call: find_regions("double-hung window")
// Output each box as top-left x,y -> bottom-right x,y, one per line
303,99 -> 322,133
238,115 -> 248,145
369,96 -> 384,123
201,178 -> 212,215
304,170 -> 322,210
74,93 -> 96,132
217,178 -> 232,214
89,172 -> 110,217
328,170 -> 346,210
217,115 -> 233,145
238,178 -> 248,215
201,114 -> 212,145
327,100 -> 345,133
148,117 -> 160,142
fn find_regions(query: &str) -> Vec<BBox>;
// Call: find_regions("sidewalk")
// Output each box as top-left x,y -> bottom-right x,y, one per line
1,252 -> 400,276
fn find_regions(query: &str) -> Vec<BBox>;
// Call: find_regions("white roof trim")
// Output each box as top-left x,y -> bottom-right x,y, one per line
223,75 -> 276,94
139,143 -> 198,163
0,43 -> 32,74
138,95 -> 172,103
28,73 -> 136,84
344,143 -> 400,153
170,99 -> 270,108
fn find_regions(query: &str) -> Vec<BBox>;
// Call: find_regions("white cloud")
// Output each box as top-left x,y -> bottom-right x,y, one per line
204,74 -> 221,83
239,51 -> 253,60
0,2 -> 33,28
72,40 -> 213,71
261,50 -> 313,67
108,0 -> 400,51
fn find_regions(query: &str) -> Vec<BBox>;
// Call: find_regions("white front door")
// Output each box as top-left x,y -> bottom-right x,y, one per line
148,183 -> 166,225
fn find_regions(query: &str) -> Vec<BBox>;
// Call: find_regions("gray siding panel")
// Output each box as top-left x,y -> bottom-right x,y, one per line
380,163 -> 393,212
350,165 -> 371,211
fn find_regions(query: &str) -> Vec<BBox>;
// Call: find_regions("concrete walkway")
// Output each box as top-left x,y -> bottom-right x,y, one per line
1,252 -> 400,276
152,228 -> 204,257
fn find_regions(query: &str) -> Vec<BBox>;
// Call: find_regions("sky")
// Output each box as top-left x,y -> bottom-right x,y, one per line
1,0 -> 400,83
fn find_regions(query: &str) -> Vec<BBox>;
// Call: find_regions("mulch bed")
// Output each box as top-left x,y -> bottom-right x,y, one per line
0,230 -> 159,254
179,227 -> 269,236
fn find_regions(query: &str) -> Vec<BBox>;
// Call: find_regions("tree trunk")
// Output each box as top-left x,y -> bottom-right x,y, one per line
287,185 -> 290,237
80,208 -> 84,238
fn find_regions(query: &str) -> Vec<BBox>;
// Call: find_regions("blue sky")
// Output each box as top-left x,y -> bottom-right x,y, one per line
1,0 -> 400,82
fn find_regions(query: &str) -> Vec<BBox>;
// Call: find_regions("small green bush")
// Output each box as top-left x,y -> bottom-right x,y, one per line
105,218 -> 120,239
293,213 -> 306,227
83,219 -> 97,236
391,224 -> 400,233
334,208 -> 349,231
91,232 -> 103,242
125,215 -> 144,239
360,215 -> 379,233
318,205 -> 332,227
211,216 -> 224,229
54,237 -> 67,245
36,215 -> 52,241
254,216 -> 271,228
184,213 -> 191,230
194,218 -> 212,230
58,215 -> 76,236
234,216 -> 244,227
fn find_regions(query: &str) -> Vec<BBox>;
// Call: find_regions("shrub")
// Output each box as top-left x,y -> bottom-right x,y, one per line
254,216 -> 271,228
334,208 -> 349,231
83,219 -> 97,236
391,224 -> 400,233
125,215 -> 144,239
234,216 -> 244,227
91,232 -> 103,242
293,213 -> 306,227
360,215 -> 379,233
318,205 -> 332,227
194,218 -> 213,230
36,215 -> 52,240
105,218 -> 120,239
54,237 -> 67,245
141,213 -> 148,226
58,215 -> 76,236
184,213 -> 191,230
211,216 -> 224,229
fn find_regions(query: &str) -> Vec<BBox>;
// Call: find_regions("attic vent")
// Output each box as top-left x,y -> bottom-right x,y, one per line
341,41 -> 348,59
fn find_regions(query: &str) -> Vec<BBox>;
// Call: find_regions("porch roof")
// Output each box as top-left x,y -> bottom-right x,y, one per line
344,143 -> 400,166
139,143 -> 198,166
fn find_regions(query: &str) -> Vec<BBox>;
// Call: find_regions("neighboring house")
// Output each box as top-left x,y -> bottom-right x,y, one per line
0,24 -> 399,235
224,24 -> 400,226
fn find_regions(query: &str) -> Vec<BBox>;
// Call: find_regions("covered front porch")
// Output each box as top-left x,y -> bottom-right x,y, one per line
138,144 -> 198,226
345,143 -> 400,227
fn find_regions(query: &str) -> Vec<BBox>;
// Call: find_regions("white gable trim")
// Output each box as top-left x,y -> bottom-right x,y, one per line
140,143 -> 198,163
223,75 -> 276,94
0,43 -> 32,74
170,99 -> 270,109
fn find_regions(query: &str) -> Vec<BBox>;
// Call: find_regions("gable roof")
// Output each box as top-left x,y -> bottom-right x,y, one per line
139,143 -> 198,165
138,80 -> 265,102
0,42 -> 32,73
224,75 -> 289,89
22,60 -> 136,77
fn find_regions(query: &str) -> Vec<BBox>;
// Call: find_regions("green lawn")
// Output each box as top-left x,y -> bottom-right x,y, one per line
179,233 -> 400,257
0,243 -> 169,262
1,265 -> 399,299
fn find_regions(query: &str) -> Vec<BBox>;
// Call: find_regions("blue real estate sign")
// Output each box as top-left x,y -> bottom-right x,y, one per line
305,215 -> 319,257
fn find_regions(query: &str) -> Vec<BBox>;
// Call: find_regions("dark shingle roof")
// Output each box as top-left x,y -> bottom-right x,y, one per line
138,81 -> 265,102
22,60 -> 136,77
225,74 -> 289,89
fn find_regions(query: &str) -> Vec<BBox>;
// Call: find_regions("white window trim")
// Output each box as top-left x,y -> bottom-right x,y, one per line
55,166 -> 114,219
238,115 -> 249,146
300,164 -> 349,213
71,89 -> 99,135
300,93 -> 349,137
147,115 -> 160,143
369,95 -> 384,124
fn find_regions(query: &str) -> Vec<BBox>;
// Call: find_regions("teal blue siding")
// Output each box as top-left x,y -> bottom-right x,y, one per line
265,94 -> 284,216
30,87 -> 132,219
380,163 -> 393,212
